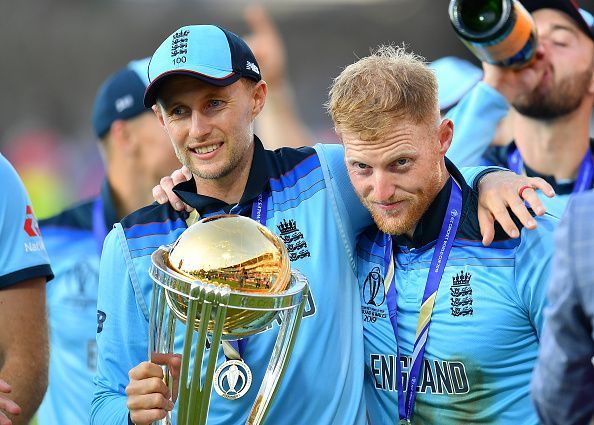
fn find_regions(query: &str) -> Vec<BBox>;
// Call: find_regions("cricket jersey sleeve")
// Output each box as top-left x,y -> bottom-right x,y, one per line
514,215 -> 557,338
315,143 -> 373,272
0,155 -> 52,289
91,225 -> 149,425
447,82 -> 510,167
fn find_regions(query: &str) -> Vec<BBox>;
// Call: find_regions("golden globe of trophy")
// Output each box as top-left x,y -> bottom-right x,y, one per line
148,214 -> 309,425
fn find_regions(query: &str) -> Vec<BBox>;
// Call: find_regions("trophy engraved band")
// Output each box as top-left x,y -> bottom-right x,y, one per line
148,214 -> 309,425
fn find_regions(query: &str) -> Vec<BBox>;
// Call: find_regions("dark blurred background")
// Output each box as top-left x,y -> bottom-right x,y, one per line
3,0 -> 593,216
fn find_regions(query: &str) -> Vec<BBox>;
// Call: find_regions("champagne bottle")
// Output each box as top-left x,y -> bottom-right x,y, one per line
449,0 -> 537,68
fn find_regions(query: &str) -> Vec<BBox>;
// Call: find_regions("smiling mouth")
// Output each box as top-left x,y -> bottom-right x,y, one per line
190,143 -> 222,155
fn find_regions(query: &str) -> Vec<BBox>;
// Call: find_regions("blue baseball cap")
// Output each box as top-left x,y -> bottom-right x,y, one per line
429,56 -> 483,113
92,58 -> 151,139
144,25 -> 262,108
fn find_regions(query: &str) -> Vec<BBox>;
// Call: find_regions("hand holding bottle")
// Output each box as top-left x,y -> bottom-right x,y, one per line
481,49 -> 547,103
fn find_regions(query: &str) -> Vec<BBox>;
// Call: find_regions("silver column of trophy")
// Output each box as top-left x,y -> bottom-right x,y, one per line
148,214 -> 309,425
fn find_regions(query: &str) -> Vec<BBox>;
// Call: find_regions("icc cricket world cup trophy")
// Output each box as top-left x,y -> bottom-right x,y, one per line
148,214 -> 309,425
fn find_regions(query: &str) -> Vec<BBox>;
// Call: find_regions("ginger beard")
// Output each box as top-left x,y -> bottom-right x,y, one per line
360,165 -> 445,236
341,117 -> 451,238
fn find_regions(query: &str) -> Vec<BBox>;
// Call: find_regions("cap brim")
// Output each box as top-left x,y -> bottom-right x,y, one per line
521,0 -> 594,41
143,69 -> 240,107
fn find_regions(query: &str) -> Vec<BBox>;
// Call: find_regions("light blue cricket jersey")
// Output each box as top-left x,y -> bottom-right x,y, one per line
90,137 -> 495,425
357,162 -> 557,425
0,153 -> 52,289
447,81 -> 594,219
91,138 -> 370,425
37,182 -> 117,425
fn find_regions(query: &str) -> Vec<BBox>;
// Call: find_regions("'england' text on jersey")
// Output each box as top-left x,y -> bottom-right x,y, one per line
370,354 -> 470,395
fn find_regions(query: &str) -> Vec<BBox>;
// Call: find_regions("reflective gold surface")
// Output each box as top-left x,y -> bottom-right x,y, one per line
163,214 -> 293,335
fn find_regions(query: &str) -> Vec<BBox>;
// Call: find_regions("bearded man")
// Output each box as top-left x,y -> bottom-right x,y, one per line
447,0 -> 594,218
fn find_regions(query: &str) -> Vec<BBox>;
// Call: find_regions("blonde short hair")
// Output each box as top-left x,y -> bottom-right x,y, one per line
326,45 -> 439,140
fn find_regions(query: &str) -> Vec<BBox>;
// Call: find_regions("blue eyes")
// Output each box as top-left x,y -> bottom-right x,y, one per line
208,100 -> 224,109
169,99 -> 224,115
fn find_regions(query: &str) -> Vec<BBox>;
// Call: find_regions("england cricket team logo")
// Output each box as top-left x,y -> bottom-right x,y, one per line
277,219 -> 311,261
450,269 -> 473,317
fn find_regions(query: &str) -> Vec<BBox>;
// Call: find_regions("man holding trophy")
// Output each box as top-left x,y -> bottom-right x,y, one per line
91,24 -> 370,425
92,25 -> 554,425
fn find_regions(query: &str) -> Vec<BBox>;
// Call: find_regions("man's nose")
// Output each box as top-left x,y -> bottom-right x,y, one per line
534,35 -> 548,61
189,111 -> 211,139
372,171 -> 395,203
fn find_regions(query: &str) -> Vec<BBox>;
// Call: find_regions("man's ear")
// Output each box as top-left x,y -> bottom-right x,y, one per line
153,104 -> 166,128
438,118 -> 454,155
251,80 -> 268,119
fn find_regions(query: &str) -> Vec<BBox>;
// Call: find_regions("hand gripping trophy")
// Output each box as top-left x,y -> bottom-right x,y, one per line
148,214 -> 309,425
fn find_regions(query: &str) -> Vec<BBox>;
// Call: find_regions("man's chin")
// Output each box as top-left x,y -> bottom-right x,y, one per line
185,162 -> 233,181
371,211 -> 412,236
